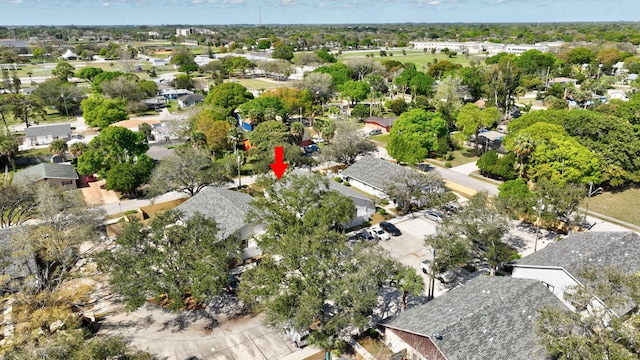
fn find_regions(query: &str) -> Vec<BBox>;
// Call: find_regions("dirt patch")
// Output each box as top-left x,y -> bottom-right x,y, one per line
140,198 -> 186,220
81,179 -> 120,206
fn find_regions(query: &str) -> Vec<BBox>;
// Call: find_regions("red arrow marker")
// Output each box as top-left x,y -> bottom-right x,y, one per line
269,146 -> 288,180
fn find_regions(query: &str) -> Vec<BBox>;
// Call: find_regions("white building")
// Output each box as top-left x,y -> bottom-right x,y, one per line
512,231 -> 640,316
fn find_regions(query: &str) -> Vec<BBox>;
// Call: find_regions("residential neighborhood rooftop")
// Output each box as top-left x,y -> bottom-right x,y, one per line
341,156 -> 412,192
175,187 -> 252,239
24,123 -> 71,138
383,276 -> 566,360
12,163 -> 78,184
514,231 -> 640,279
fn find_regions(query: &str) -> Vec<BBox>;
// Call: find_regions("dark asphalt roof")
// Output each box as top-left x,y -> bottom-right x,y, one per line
13,163 -> 78,184
514,232 -> 640,280
175,187 -> 253,239
341,156 -> 412,192
24,123 -> 71,138
383,276 -> 566,360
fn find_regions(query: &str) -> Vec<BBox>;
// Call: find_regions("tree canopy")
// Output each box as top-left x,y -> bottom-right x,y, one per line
99,210 -> 240,311
240,174 -> 419,348
204,82 -> 254,116
387,109 -> 448,165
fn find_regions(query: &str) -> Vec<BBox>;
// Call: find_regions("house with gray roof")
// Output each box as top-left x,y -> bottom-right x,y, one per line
12,163 -> 78,190
177,94 -> 205,108
341,156 -> 445,207
341,156 -> 412,199
382,276 -> 566,360
512,231 -> 640,315
175,187 -> 265,260
23,123 -> 71,147
291,169 -> 375,229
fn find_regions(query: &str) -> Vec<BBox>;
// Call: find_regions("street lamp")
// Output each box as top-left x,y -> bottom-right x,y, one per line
584,182 -> 603,227
533,198 -> 546,253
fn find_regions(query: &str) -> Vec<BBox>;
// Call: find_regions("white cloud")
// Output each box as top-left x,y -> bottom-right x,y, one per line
102,1 -> 110,6
281,0 -> 297,5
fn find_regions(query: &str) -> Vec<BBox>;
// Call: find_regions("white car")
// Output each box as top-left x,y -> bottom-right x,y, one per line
419,259 -> 432,274
371,226 -> 390,241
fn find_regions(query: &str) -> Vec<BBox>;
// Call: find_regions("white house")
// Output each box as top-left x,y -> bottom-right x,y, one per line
512,231 -> 640,315
23,124 -> 71,147
177,94 -> 205,108
341,156 -> 444,203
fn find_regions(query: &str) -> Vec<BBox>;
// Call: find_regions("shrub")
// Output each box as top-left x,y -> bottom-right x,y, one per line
343,181 -> 351,186
444,161 -> 452,168
124,209 -> 138,215
380,199 -> 389,205
334,176 -> 343,183
377,208 -> 387,215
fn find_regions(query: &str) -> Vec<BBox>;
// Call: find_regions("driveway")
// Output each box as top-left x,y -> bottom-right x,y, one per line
100,301 -> 320,360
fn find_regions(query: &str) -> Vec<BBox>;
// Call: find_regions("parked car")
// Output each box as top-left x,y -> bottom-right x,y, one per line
371,226 -> 390,241
442,203 -> 460,215
368,128 -> 382,136
437,270 -> 457,284
304,144 -> 321,153
380,221 -> 402,236
424,210 -> 444,222
348,229 -> 376,243
419,259 -> 432,274
284,325 -> 310,348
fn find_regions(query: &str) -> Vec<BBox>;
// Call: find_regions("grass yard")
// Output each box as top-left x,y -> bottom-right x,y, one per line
337,49 -> 483,68
371,133 -> 390,146
232,78 -> 288,91
585,187 -> 640,227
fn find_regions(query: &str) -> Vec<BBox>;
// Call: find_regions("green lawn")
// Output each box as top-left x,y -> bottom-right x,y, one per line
585,187 -> 640,227
371,133 -> 390,146
232,78 -> 288,92
337,49 -> 483,68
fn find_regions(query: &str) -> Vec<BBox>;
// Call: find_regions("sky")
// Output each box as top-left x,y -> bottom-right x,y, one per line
1,0 -> 638,26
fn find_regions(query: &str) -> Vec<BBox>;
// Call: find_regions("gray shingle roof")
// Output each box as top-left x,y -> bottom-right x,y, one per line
24,123 -> 71,138
178,94 -> 205,103
12,163 -> 78,184
175,187 -> 253,239
383,276 -> 565,360
290,169 -> 374,207
341,156 -> 412,192
514,232 -> 640,280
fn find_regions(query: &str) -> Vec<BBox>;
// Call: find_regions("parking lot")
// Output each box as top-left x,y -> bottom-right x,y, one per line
371,213 -> 559,299
372,215 -> 458,298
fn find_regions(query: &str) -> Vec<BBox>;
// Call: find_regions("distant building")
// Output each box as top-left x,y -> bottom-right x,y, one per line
0,39 -> 27,48
177,94 -> 205,108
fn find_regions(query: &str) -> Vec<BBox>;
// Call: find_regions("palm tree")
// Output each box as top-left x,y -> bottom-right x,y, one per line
190,130 -> 207,150
48,139 -> 68,159
512,134 -> 536,179
69,142 -> 88,158
290,122 -> 305,144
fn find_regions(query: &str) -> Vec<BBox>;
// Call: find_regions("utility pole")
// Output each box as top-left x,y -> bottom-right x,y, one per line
533,198 -> 545,253
584,182 -> 603,227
